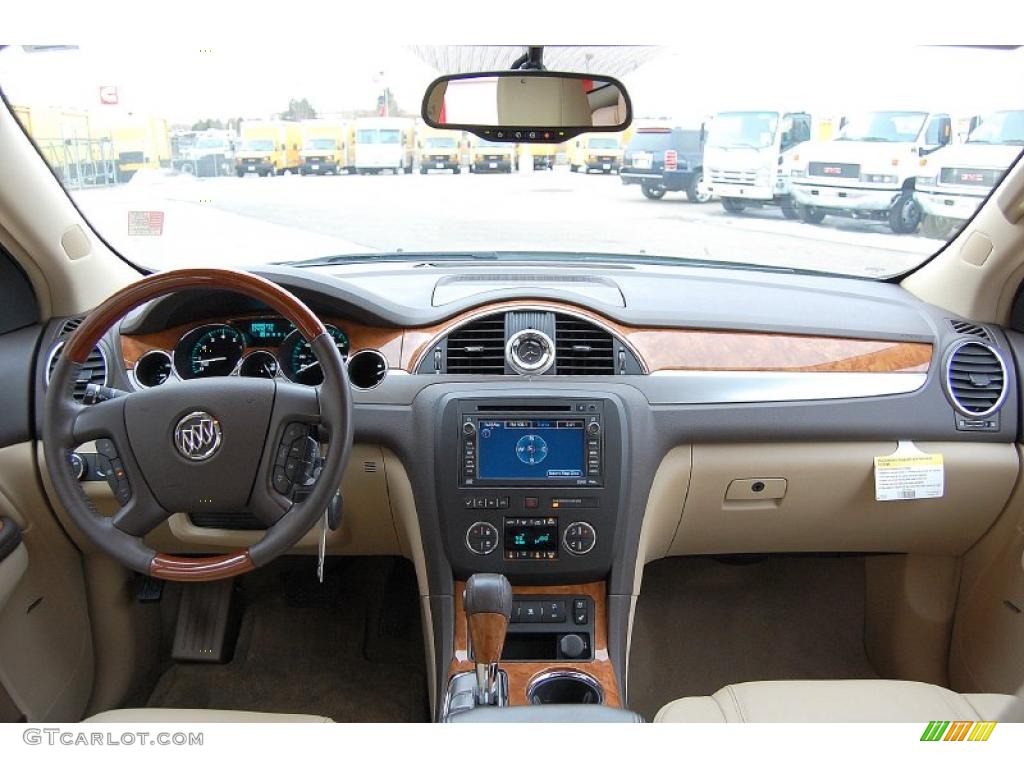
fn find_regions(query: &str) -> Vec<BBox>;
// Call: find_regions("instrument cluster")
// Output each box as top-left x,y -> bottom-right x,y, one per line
131,317 -> 352,389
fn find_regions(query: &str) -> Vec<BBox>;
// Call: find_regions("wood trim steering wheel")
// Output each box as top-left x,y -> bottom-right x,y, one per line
44,268 -> 353,582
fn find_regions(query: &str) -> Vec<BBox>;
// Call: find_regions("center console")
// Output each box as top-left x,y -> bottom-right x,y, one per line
436,395 -> 626,583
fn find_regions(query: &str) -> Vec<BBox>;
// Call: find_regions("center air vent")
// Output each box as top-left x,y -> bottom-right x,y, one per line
45,317 -> 109,402
945,340 -> 1006,417
554,314 -> 615,375
444,314 -> 506,374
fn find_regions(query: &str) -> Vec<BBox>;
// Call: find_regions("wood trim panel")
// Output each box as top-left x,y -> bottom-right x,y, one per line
403,299 -> 932,374
121,314 -> 403,370
450,581 -> 621,708
120,299 -> 931,377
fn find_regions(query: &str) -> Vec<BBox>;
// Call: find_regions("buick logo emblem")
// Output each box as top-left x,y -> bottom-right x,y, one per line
174,411 -> 222,461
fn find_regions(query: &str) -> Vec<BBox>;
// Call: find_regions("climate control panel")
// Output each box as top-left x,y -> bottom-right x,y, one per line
438,395 -> 625,582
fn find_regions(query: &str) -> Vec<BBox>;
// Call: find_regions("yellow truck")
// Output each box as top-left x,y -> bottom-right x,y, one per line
468,136 -> 516,173
568,133 -> 624,173
90,112 -> 171,182
520,142 -> 557,170
11,105 -> 117,185
299,120 -> 352,175
236,120 -> 303,176
416,128 -> 463,174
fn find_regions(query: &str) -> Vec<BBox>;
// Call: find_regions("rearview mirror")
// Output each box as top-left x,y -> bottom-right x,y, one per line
422,71 -> 631,143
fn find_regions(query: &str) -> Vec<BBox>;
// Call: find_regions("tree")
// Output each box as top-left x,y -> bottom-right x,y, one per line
190,118 -> 224,131
282,98 -> 317,121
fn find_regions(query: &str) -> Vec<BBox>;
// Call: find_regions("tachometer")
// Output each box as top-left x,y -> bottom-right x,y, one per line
173,324 -> 246,379
279,325 -> 349,385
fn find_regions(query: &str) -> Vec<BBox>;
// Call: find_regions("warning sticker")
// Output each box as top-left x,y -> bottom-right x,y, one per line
874,441 -> 944,501
128,210 -> 164,236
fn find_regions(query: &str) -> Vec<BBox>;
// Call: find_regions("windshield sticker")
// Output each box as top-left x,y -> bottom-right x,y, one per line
127,211 -> 165,236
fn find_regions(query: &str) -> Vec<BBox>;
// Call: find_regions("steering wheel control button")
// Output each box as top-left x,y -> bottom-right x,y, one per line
95,438 -> 118,459
272,466 -> 292,496
465,521 -> 499,555
563,521 -> 597,556
173,411 -> 222,461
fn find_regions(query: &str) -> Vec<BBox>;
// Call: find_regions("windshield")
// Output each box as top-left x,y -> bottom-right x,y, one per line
240,139 -> 274,152
967,111 -> 1024,146
707,112 -> 778,149
836,111 -> 928,142
304,138 -> 337,150
357,128 -> 400,144
1,44 -> 1022,279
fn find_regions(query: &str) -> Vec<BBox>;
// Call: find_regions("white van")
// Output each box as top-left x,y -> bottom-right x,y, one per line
790,110 -> 958,234
353,117 -> 414,174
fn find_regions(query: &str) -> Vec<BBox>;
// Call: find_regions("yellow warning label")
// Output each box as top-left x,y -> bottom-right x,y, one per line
874,441 -> 944,501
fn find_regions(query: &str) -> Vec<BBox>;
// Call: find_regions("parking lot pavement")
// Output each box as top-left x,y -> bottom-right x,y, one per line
74,166 -> 938,277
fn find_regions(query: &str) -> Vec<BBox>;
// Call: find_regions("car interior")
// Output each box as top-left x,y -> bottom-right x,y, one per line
1,42 -> 1024,726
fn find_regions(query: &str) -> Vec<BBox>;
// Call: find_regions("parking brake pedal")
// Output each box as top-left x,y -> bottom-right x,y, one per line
172,579 -> 238,663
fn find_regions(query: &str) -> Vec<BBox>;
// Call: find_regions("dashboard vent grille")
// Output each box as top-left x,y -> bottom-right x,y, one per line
948,319 -> 993,342
554,314 -> 615,375
47,317 -> 108,402
445,314 -> 506,374
946,341 -> 1006,416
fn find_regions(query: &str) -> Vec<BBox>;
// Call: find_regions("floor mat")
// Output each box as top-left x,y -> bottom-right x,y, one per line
628,555 -> 878,721
147,557 -> 428,722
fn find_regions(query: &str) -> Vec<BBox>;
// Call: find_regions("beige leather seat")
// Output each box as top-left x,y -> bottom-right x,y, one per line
655,680 -> 1020,723
85,708 -> 332,723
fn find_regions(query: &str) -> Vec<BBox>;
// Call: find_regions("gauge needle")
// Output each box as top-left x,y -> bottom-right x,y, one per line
296,360 -> 321,374
196,357 -> 227,365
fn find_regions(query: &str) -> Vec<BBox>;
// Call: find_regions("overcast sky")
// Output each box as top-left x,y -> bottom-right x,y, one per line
1,44 -> 1021,127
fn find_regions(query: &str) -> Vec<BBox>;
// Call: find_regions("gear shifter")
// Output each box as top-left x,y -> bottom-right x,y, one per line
464,573 -> 513,706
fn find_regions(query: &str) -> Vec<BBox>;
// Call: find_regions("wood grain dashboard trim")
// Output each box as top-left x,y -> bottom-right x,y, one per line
120,300 -> 932,376
449,581 -> 621,708
404,300 -> 932,374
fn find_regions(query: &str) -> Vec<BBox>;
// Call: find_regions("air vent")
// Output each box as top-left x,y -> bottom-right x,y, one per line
46,341 -> 109,402
59,317 -> 84,336
554,314 -> 615,375
948,319 -> 993,342
945,341 -> 1007,417
445,314 -> 506,374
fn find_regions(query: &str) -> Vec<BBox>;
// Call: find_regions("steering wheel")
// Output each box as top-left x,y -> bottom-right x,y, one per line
43,269 -> 353,582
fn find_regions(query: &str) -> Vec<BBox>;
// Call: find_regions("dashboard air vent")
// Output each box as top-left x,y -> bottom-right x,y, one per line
945,341 -> 1006,417
948,319 -> 992,342
554,314 -> 615,375
445,314 -> 506,374
46,317 -> 108,402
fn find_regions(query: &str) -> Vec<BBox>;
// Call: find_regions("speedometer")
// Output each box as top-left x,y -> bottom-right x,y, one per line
279,325 -> 349,385
173,324 -> 246,379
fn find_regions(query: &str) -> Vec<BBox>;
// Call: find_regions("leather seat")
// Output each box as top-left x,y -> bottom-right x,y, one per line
84,708 -> 332,723
655,680 -> 1021,723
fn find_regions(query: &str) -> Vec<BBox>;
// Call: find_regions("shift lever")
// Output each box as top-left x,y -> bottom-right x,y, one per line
464,573 -> 513,706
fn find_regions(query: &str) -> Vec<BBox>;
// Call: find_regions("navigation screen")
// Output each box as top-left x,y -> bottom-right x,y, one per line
476,419 -> 585,480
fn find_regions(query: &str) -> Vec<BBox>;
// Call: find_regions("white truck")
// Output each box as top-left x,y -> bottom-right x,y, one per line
704,110 -> 815,219
915,109 -> 1024,238
790,110 -> 956,234
353,117 -> 414,175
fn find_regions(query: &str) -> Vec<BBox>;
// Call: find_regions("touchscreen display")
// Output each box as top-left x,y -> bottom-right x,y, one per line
476,419 -> 585,480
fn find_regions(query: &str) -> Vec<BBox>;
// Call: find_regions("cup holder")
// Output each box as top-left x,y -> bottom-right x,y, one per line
527,670 -> 604,705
